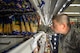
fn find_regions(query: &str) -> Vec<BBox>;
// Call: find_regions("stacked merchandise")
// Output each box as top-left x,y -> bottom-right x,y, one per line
20,16 -> 26,35
44,35 -> 51,53
12,15 -> 21,35
0,0 -> 35,11
3,16 -> 12,35
30,15 -> 38,34
0,16 -> 12,35
32,34 -> 52,53
0,14 -> 39,36
23,15 -> 31,35
0,17 -> 3,35
0,0 -> 38,36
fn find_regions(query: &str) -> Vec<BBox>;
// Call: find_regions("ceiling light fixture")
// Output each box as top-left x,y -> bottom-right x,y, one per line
63,4 -> 66,7
60,8 -> 63,12
62,12 -> 80,14
58,8 -> 63,14
67,0 -> 71,2
69,4 -> 80,6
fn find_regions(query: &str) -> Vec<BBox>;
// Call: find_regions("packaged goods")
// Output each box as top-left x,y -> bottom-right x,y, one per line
23,15 -> 31,35
0,17 -> 3,34
12,16 -> 20,35
20,16 -> 26,35
30,16 -> 38,33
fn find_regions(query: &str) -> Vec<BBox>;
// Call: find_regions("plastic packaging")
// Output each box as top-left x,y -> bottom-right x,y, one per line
0,17 -> 3,35
12,15 -> 20,35
23,15 -> 31,35
20,16 -> 26,35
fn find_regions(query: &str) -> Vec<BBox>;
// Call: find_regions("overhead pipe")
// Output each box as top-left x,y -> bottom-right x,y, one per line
37,10 -> 46,25
29,0 -> 40,10
47,0 -> 57,25
42,0 -> 51,25
42,0 -> 51,14
42,0 -> 57,25
49,0 -> 57,15
29,0 -> 45,25
52,0 -> 67,16
60,0 -> 75,13
29,0 -> 51,25
48,0 -> 67,25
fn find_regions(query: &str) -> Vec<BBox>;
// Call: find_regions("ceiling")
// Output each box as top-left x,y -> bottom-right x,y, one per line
63,0 -> 80,16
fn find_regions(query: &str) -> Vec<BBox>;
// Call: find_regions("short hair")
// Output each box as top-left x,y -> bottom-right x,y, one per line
52,13 -> 71,28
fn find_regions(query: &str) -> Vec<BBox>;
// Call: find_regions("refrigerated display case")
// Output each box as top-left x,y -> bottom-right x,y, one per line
8,31 -> 53,53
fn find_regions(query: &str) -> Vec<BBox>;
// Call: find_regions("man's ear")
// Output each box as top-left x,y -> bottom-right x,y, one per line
61,23 -> 66,29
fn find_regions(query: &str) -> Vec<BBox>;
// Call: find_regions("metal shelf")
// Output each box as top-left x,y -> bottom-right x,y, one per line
8,31 -> 46,53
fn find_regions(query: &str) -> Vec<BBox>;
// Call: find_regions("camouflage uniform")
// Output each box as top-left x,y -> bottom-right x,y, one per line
58,28 -> 80,53
38,25 -> 80,53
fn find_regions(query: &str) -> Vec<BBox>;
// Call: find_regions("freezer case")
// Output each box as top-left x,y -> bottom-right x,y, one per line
8,31 -> 53,53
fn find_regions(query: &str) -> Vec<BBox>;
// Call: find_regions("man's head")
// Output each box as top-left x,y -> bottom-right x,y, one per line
52,13 -> 71,35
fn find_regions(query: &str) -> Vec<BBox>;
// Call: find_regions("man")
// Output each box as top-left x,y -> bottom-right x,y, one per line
51,13 -> 80,53
38,13 -> 80,53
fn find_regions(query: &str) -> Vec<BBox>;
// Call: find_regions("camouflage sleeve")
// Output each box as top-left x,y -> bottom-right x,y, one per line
76,33 -> 80,53
62,31 -> 80,53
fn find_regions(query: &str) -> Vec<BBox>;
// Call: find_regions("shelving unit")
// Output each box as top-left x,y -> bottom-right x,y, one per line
0,3 -> 39,52
7,31 -> 52,53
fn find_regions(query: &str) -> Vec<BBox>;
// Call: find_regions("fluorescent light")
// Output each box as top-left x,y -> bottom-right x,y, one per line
63,4 -> 66,7
62,12 -> 80,14
59,3 -> 67,13
70,4 -> 80,6
60,8 -> 63,11
58,7 -> 64,14
58,3 -> 66,14
67,0 -> 71,2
